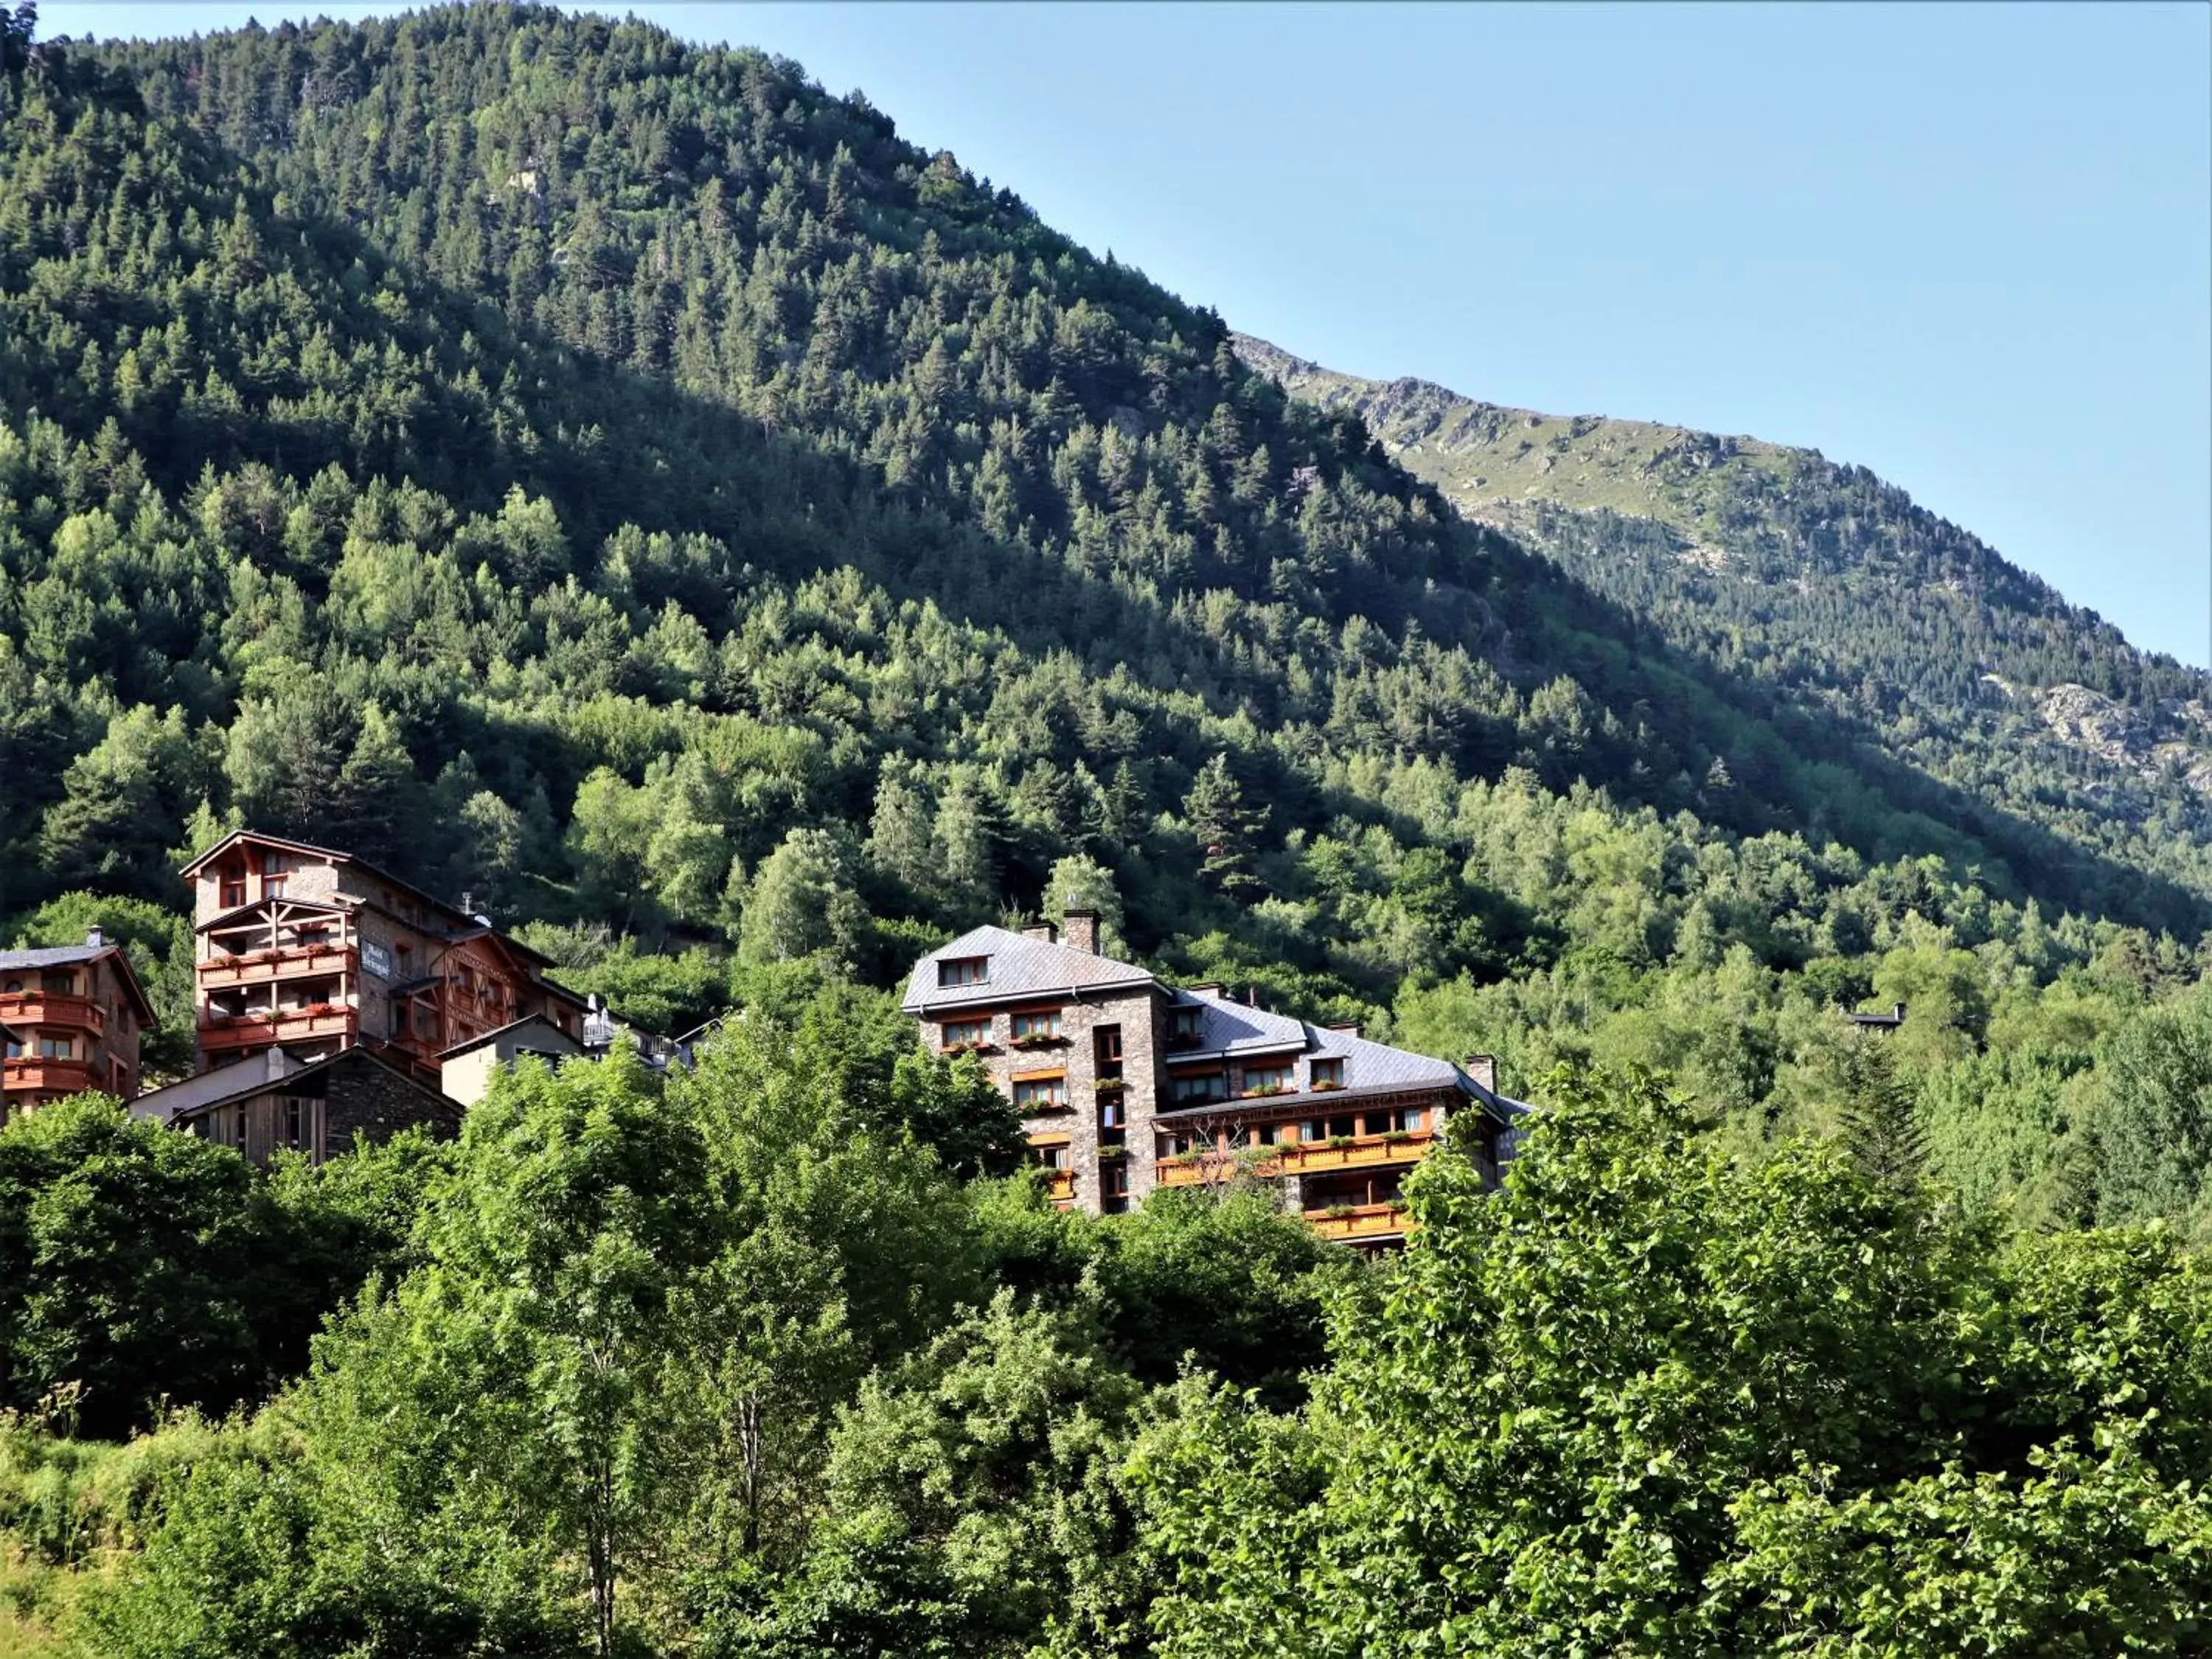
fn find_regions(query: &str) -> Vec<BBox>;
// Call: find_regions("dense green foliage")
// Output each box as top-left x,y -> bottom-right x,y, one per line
1142,1071 -> 2212,1657
7,1037 -> 2209,1657
1,7 -> 2210,1651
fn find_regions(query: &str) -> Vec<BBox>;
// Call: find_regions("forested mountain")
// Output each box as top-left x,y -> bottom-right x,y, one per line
4,7 -> 2212,1655
1237,333 -> 2212,886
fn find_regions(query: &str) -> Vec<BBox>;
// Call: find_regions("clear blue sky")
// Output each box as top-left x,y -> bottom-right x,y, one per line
46,1 -> 2212,668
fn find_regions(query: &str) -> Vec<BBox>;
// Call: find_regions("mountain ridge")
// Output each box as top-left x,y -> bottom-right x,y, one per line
1235,330 -> 2212,813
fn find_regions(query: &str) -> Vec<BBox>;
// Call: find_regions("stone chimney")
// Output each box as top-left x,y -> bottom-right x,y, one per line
1061,908 -> 1099,954
1325,1020 -> 1363,1040
1021,921 -> 1059,945
83,925 -> 104,948
1186,981 -> 1225,999
1464,1053 -> 1498,1095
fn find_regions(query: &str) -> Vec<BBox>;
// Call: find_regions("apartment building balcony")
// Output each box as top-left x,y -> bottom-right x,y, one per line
1155,1127 -> 1435,1189
1304,1201 -> 1410,1244
198,944 -> 355,990
0,991 -> 106,1036
198,1004 -> 357,1051
1044,1168 -> 1076,1208
2,1057 -> 94,1095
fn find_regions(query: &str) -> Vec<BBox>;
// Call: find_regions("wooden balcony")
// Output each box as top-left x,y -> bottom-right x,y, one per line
2,1057 -> 94,1095
198,1006 -> 356,1050
1044,1168 -> 1075,1209
0,991 -> 105,1034
1155,1128 -> 1435,1188
1304,1202 -> 1411,1244
198,944 -> 353,990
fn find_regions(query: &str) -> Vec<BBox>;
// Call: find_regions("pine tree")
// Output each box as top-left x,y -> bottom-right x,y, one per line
1184,754 -> 1267,894
1834,1028 -> 1927,1194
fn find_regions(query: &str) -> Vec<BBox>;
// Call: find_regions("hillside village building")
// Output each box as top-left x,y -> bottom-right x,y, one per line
902,917 -> 1523,1246
0,930 -> 156,1119
180,831 -> 590,1085
132,1044 -> 460,1161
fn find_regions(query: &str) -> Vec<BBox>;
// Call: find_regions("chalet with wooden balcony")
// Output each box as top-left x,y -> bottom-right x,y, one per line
181,830 -> 589,1087
902,921 -> 1524,1246
0,929 -> 155,1119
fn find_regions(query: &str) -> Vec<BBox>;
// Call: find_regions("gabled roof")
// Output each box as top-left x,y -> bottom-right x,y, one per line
438,1012 -> 583,1062
194,893 -> 352,934
133,1045 -> 457,1127
0,942 -> 157,1023
900,925 -> 1157,1014
180,829 -> 473,931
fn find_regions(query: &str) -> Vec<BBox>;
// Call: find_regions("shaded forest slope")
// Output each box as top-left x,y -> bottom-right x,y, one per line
0,5 -> 2205,1025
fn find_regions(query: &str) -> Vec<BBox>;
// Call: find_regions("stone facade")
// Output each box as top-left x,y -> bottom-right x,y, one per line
167,1046 -> 459,1166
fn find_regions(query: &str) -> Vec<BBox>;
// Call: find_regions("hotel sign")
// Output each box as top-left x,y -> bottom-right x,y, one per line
362,942 -> 392,981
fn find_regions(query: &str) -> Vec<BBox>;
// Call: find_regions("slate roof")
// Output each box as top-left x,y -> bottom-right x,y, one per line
0,944 -> 111,971
900,931 -> 1529,1127
0,942 -> 157,1021
900,925 -> 1155,1015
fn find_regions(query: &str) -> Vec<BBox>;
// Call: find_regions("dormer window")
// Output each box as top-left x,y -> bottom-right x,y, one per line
1311,1058 -> 1345,1090
1169,1006 -> 1204,1046
939,956 -> 989,990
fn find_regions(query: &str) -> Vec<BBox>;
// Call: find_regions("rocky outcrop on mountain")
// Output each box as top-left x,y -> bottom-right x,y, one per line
2037,684 -> 2212,797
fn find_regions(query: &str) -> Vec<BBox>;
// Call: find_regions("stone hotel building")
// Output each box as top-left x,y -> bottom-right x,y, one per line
902,916 -> 1523,1246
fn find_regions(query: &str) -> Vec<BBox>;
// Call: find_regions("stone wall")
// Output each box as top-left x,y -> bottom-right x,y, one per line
323,1054 -> 460,1158
925,984 -> 1164,1217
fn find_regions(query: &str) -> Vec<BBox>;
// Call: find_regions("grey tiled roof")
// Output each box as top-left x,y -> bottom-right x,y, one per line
900,925 -> 1155,1014
899,933 -> 1526,1125
0,945 -> 108,971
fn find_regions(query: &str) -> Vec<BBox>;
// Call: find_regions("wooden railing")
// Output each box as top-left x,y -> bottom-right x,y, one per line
199,1006 -> 356,1049
1044,1168 -> 1076,1208
198,944 -> 353,990
0,991 -> 105,1034
1155,1128 -> 1436,1188
1,1057 -> 94,1095
1304,1202 -> 1411,1244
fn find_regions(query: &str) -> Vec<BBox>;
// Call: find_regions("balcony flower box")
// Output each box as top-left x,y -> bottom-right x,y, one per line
1009,1033 -> 1065,1051
942,1040 -> 995,1057
1382,1129 -> 1414,1145
1242,1083 -> 1292,1099
1092,1077 -> 1127,1095
1327,1135 -> 1357,1150
1097,1145 -> 1127,1161
1310,1078 -> 1345,1093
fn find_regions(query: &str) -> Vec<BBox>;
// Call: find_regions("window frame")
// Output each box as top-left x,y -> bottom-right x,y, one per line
1012,1076 -> 1068,1110
938,956 -> 990,989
